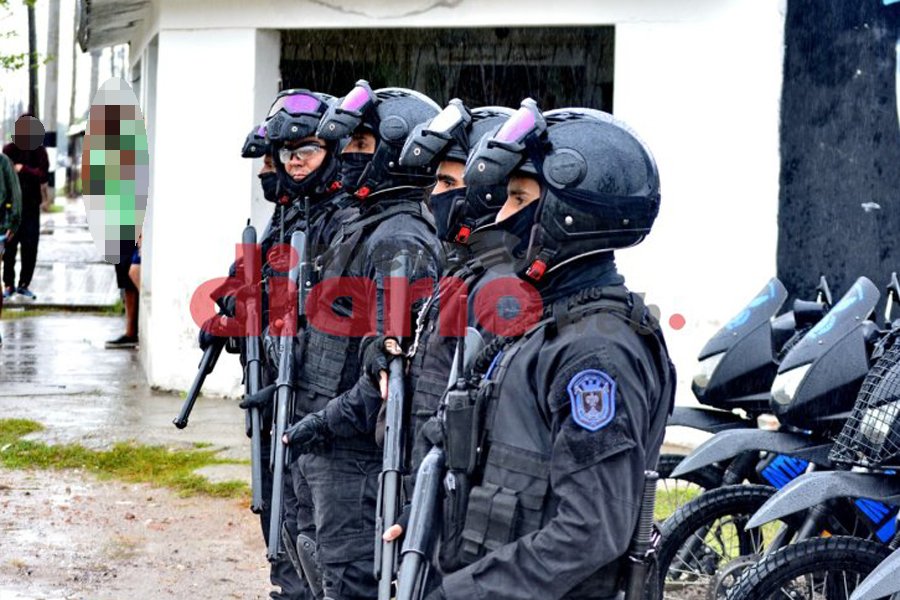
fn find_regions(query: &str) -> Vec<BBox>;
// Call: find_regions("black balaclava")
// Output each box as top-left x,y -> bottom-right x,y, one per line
428,187 -> 467,240
338,151 -> 372,193
495,201 -> 538,257
258,171 -> 279,203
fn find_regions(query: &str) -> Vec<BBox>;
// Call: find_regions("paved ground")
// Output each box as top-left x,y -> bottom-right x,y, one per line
3,199 -> 119,310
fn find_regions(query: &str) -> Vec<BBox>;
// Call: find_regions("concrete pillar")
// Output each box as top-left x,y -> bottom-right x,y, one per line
143,28 -> 280,396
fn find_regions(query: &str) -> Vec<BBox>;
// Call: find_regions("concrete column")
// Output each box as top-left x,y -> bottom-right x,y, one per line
144,28 -> 277,396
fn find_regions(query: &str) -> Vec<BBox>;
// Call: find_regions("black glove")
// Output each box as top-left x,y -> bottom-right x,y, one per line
284,411 -> 331,454
361,335 -> 393,384
198,314 -> 227,350
240,384 -> 276,410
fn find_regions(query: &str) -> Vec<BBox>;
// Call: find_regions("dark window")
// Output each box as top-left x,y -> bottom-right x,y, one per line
280,27 -> 614,112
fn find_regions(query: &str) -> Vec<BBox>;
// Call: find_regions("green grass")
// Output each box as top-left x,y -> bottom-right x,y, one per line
46,204 -> 65,213
0,418 -> 249,499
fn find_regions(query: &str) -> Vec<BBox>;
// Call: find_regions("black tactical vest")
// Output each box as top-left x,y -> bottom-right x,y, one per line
441,286 -> 672,598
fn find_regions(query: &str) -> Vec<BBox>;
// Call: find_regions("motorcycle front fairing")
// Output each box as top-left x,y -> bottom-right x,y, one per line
669,429 -> 829,478
746,470 -> 900,528
694,278 -> 789,412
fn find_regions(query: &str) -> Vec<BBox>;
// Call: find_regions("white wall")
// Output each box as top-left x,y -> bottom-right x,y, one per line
145,28 -> 279,396
614,1 -> 786,409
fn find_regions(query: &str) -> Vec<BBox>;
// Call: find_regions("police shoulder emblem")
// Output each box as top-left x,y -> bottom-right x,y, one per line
567,369 -> 616,431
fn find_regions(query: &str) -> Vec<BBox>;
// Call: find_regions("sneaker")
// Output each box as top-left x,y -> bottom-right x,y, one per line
105,334 -> 138,349
2,287 -> 12,299
15,287 -> 36,300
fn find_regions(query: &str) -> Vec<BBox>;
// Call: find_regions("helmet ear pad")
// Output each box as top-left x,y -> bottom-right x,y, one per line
541,148 -> 587,189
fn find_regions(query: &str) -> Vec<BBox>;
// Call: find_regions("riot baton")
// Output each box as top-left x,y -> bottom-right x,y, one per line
624,470 -> 661,600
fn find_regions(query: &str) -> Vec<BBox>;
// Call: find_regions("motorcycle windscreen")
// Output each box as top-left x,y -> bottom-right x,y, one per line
773,277 -> 880,432
693,279 -> 788,409
699,278 -> 788,360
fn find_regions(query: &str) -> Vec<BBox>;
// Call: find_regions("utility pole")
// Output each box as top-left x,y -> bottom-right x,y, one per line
43,0 -> 60,202
27,0 -> 39,119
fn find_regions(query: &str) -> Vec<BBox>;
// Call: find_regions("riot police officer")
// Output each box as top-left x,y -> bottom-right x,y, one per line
282,81 -> 445,600
401,103 -> 676,599
237,89 -> 360,600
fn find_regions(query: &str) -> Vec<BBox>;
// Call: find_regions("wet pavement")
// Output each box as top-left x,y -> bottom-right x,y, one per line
3,199 -> 118,310
0,313 -> 252,464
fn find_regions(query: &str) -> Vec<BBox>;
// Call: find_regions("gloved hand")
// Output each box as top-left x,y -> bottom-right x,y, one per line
198,314 -> 228,350
283,411 -> 331,454
361,335 -> 403,400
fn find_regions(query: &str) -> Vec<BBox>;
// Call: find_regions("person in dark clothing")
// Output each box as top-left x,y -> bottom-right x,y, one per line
281,81 -> 444,600
205,94 -> 358,600
385,104 -> 677,600
3,115 -> 49,300
0,152 -> 22,346
289,101 -> 523,501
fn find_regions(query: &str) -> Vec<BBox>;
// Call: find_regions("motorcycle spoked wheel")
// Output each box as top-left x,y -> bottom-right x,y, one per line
656,484 -> 798,600
724,536 -> 892,600
655,453 -> 726,522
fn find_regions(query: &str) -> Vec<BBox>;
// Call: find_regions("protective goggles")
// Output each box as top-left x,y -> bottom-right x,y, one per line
278,143 -> 326,163
267,91 -> 326,118
318,80 -> 379,141
399,98 -> 472,168
464,98 -> 546,187
488,99 -> 544,152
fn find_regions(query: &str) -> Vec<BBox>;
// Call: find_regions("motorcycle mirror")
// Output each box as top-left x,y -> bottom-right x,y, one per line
815,275 -> 833,309
884,272 -> 900,326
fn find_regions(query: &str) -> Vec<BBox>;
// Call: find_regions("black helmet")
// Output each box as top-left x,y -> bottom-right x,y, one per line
400,101 -> 514,242
241,122 -> 270,158
317,80 -> 440,199
466,106 -> 661,281
265,90 -> 340,201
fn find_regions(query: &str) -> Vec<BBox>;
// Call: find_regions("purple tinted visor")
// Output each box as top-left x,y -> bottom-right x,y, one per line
256,125 -> 267,137
340,85 -> 374,112
267,93 -> 321,117
494,105 -> 537,144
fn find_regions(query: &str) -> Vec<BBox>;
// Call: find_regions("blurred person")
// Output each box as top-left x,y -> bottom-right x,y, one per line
0,152 -> 22,346
2,114 -> 49,301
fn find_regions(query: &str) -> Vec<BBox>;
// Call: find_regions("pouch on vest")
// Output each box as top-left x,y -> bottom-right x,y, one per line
458,483 -> 520,565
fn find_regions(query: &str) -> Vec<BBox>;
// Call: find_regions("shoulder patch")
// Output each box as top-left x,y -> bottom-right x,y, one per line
567,369 -> 616,431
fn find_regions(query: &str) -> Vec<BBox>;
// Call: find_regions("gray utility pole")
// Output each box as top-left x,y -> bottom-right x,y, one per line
43,0 -> 60,197
27,0 -> 38,118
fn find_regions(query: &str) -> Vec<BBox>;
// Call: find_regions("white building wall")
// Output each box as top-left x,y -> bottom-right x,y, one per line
615,1 -> 787,410
145,28 -> 279,396
129,0 -> 785,402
